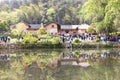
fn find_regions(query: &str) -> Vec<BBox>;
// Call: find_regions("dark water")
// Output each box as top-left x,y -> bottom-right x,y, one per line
0,49 -> 120,80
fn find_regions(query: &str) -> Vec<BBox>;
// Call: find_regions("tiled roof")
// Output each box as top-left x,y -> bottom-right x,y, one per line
27,24 -> 41,30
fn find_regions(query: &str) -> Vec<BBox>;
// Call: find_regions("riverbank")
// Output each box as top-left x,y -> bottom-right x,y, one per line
72,42 -> 120,48
0,42 -> 120,49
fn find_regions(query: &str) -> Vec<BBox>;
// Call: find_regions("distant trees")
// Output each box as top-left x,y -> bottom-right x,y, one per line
0,0 -> 86,25
87,26 -> 95,33
80,0 -> 120,33
0,0 -> 119,34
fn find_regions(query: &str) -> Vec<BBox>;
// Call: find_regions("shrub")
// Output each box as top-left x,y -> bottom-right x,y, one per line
72,43 -> 82,48
103,43 -> 113,48
96,38 -> 100,42
22,34 -> 38,44
73,38 -> 80,43
50,37 -> 62,44
74,51 -> 80,57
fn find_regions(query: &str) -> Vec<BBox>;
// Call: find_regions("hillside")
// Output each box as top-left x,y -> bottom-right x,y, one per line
0,0 -> 87,25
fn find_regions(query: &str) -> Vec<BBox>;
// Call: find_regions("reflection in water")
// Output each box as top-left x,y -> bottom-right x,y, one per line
62,50 -> 120,61
0,49 -> 120,80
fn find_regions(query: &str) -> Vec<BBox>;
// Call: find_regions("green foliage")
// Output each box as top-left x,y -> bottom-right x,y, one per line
87,26 -> 95,33
93,21 -> 106,33
0,0 -> 85,25
74,51 -> 80,57
37,27 -> 47,37
50,37 -> 61,44
114,13 -> 120,31
96,38 -> 100,42
109,32 -> 120,36
72,42 -> 115,48
21,34 -> 63,48
73,38 -> 80,43
0,11 -> 19,25
38,35 -> 62,48
0,19 -> 9,31
103,43 -> 113,48
11,23 -> 26,38
0,33 -> 16,38
0,0 -> 119,29
81,0 -> 120,33
46,7 -> 56,15
22,34 -> 38,44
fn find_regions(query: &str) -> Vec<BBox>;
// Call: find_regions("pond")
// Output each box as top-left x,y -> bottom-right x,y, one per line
0,48 -> 120,80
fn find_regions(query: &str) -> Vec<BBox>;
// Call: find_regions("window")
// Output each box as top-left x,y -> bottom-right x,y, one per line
76,27 -> 78,30
52,25 -> 54,28
65,30 -> 69,33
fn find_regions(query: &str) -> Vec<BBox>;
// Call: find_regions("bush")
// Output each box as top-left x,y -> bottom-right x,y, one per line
50,37 -> 62,44
21,34 -> 63,48
73,38 -> 80,43
103,43 -> 113,48
37,40 -> 63,48
96,38 -> 100,42
0,33 -> 16,38
74,51 -> 80,57
22,34 -> 38,44
72,43 -> 82,48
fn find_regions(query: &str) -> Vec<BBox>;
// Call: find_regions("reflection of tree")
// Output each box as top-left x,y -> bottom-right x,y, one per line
21,50 -> 61,80
50,58 -> 120,80
2,49 -> 120,80
23,63 -> 43,80
51,66 -> 82,80
87,58 -> 118,80
0,61 -> 11,71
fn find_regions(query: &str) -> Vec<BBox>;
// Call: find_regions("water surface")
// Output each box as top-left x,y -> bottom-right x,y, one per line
0,49 -> 120,80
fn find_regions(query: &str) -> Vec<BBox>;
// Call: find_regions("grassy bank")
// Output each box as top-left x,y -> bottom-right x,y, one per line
20,42 -> 64,49
0,42 -> 120,49
72,42 -> 115,48
20,42 -> 108,49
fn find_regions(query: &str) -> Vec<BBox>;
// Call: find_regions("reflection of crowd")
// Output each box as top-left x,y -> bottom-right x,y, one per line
0,54 -> 10,61
62,51 -> 120,60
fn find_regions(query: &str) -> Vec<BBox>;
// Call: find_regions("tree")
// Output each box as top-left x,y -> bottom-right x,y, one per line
11,23 -> 26,39
37,27 -> 47,38
80,0 -> 120,33
104,0 -> 120,32
114,13 -> 120,31
87,26 -> 95,33
0,19 -> 9,32
0,0 -> 87,25
46,7 -> 56,22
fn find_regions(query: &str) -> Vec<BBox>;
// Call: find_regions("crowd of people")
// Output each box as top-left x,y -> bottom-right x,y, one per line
60,33 -> 120,43
0,54 -> 10,61
0,36 -> 11,44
